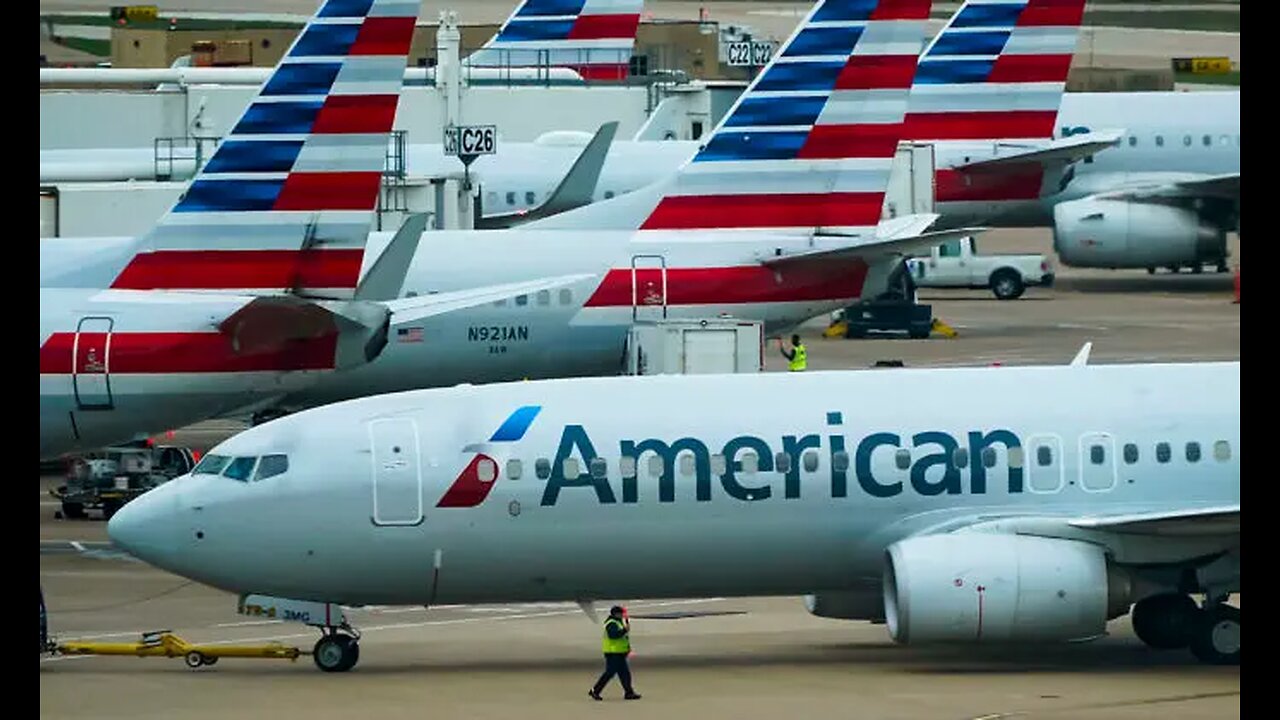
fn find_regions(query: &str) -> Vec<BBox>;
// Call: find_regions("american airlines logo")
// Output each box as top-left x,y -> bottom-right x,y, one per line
438,409 -> 1026,508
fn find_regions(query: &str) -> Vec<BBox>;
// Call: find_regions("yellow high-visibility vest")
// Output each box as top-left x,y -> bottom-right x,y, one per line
789,343 -> 807,371
602,617 -> 631,654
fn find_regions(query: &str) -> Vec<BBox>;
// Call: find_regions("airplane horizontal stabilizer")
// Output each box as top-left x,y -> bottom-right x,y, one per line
382,273 -> 599,325
762,226 -> 991,268
355,214 -> 430,302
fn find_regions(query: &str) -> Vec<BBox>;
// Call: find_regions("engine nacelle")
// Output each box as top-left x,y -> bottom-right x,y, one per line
804,590 -> 885,621
1052,197 -> 1227,269
883,534 -> 1129,644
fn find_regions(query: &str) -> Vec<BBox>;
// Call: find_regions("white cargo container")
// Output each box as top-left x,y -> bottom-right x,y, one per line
625,319 -> 763,375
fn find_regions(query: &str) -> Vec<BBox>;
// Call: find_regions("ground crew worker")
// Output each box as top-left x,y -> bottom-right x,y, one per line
589,606 -> 641,701
780,334 -> 807,371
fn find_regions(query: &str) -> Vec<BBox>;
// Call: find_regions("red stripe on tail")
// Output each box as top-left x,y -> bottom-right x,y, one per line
109,249 -> 364,291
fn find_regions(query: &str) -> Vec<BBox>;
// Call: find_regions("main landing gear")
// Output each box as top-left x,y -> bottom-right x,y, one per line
1130,593 -> 1239,665
312,623 -> 361,673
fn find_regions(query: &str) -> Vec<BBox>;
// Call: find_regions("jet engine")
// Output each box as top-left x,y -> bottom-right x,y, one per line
1052,197 -> 1227,269
882,534 -> 1131,644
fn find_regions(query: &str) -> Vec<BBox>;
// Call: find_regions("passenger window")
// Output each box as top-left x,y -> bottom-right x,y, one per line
1123,444 -> 1138,464
478,458 -> 497,483
1008,447 -> 1024,469
515,294 -> 528,306
711,454 -> 727,475
506,459 -> 522,480
1155,135 -> 1164,147
563,458 -> 579,477
1202,134 -> 1211,146
604,190 -> 615,199
952,448 -> 969,469
223,456 -> 257,482
740,451 -> 758,474
620,456 -> 637,478
536,290 -> 550,306
535,458 -> 551,479
1090,445 -> 1105,465
1186,442 -> 1201,463
525,191 -> 536,205
1213,441 -> 1231,461
894,449 -> 910,470
981,447 -> 997,469
505,191 -> 515,206
559,289 -> 572,305
254,454 -> 289,481
194,454 -> 230,475
1037,446 -> 1053,466
1156,442 -> 1171,463
1183,134 -> 1192,147
679,453 -> 695,477
648,456 -> 663,477
832,451 -> 849,473
589,457 -> 608,479
1127,135 -> 1137,147
775,452 -> 792,474
803,451 -> 819,473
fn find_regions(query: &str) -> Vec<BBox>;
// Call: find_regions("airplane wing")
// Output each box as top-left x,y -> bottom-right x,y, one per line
761,220 -> 991,268
1096,173 -> 1240,204
952,131 -> 1124,172
477,122 -> 620,229
380,273 -> 599,325
1067,505 -> 1239,537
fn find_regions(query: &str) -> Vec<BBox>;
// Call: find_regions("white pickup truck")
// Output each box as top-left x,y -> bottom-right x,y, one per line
906,237 -> 1055,300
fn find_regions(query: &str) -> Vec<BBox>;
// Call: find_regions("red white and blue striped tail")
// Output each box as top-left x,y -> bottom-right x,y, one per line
639,0 -> 932,235
466,0 -> 643,81
109,0 -> 419,300
904,0 -> 1086,142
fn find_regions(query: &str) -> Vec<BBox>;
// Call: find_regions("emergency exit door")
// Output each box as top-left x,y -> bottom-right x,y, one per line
369,418 -> 423,526
630,255 -> 668,322
73,317 -> 114,410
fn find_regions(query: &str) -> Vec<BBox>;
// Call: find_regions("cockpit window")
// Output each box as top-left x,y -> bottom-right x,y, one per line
193,454 -> 230,475
254,454 -> 289,481
223,456 -> 258,482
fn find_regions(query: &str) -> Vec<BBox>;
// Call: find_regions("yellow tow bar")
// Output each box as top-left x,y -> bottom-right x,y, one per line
54,630 -> 304,668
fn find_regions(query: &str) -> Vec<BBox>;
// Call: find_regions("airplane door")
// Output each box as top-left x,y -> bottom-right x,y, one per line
73,317 -> 114,410
630,255 -> 668,322
1079,432 -> 1118,492
369,418 -> 423,526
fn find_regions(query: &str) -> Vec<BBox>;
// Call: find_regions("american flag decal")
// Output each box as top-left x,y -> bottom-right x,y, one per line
397,327 -> 424,343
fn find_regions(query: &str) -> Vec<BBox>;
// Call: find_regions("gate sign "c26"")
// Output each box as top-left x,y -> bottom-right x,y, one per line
444,125 -> 498,157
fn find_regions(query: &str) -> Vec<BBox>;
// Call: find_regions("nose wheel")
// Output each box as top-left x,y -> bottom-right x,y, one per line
312,626 -> 360,672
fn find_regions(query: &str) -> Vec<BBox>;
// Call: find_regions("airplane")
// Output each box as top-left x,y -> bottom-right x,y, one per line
48,0 -> 988,425
463,0 -> 642,81
39,0 -> 592,459
106,356 -> 1241,672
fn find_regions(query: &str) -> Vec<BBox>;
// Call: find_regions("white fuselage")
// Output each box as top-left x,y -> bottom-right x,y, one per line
107,361 -> 1240,607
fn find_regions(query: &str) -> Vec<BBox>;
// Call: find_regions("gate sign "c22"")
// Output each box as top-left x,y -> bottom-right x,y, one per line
444,125 -> 498,157
727,41 -> 773,67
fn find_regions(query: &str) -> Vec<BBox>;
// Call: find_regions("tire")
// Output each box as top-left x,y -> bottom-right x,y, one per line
61,502 -> 86,520
990,270 -> 1024,300
185,651 -> 205,669
202,656 -> 219,666
313,634 -> 358,673
1192,264 -> 1204,275
1131,593 -> 1199,649
1147,267 -> 1156,275
1189,603 -> 1240,665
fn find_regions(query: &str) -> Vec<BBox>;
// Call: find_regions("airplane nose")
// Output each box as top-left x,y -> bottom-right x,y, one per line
107,480 -> 181,567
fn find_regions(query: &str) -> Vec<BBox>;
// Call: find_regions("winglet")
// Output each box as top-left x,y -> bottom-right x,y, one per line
355,214 -> 429,302
1070,342 -> 1092,367
477,121 -> 619,229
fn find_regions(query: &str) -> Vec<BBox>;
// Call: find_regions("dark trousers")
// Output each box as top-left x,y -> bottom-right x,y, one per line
592,652 -> 634,694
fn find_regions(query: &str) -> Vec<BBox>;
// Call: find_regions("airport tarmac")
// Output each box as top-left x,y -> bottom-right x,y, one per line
41,226 -> 1239,717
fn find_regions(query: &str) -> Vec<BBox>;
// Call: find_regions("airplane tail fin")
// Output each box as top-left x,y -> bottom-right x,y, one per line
636,0 -> 932,235
904,0 -> 1086,142
108,0 -> 418,300
467,0 -> 643,81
